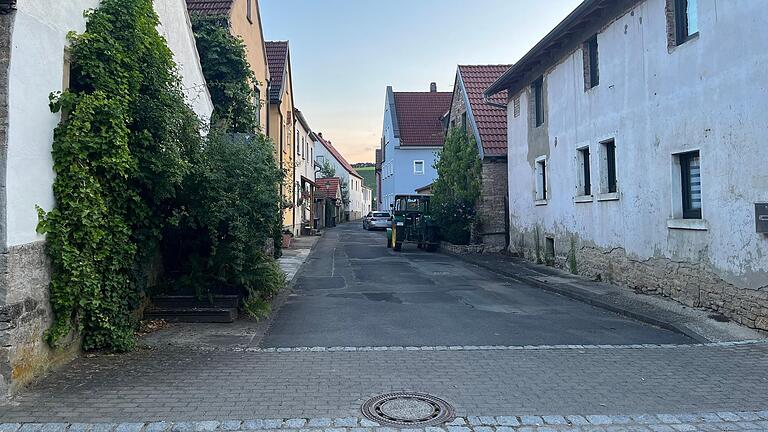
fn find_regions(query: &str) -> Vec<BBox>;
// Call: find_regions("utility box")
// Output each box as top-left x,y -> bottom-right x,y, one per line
757,203 -> 768,234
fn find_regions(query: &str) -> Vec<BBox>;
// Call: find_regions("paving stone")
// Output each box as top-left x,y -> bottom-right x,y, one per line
217,422 -> 242,431
631,415 -> 660,425
647,425 -> 676,432
90,425 -> 117,432
18,425 -> 43,432
145,422 -> 170,432
306,420 -> 332,428
477,417 -> 496,426
586,416 -> 613,425
40,424 -> 68,432
465,418 -> 482,427
0,425 -> 21,432
670,425 -> 697,432
192,422 -> 219,432
115,424 -> 144,432
541,416 -> 568,425
446,427 -> 471,432
283,421 -> 306,429
67,425 -> 92,432
373,428 -> 398,432
358,421 -> 379,428
735,412 -> 762,421
333,419 -> 357,428
445,420 -> 466,427
348,428 -> 371,432
566,416 -> 590,426
519,416 -> 543,426
172,423 -> 195,432
471,427 -> 493,432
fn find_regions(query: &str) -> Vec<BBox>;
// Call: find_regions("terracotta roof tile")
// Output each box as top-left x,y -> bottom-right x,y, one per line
185,0 -> 233,16
393,92 -> 452,147
459,65 -> 511,157
265,41 -> 288,103
315,177 -> 341,199
315,134 -> 363,179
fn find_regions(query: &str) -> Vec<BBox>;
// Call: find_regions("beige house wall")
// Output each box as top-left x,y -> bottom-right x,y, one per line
228,0 -> 269,131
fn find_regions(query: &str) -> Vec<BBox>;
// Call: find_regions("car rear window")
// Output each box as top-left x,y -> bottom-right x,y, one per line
373,212 -> 390,217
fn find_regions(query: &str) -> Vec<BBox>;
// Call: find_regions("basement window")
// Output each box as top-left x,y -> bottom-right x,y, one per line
532,77 -> 544,127
584,35 -> 599,89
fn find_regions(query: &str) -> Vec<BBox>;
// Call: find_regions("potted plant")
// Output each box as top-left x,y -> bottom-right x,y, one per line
281,229 -> 293,248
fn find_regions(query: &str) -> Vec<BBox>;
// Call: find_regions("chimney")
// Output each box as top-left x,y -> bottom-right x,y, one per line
430,82 -> 437,92
318,132 -> 323,138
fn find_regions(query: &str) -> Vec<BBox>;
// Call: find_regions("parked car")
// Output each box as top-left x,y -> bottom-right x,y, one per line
363,211 -> 391,230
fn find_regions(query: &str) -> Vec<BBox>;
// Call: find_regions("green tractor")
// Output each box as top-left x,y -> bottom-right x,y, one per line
386,194 -> 439,252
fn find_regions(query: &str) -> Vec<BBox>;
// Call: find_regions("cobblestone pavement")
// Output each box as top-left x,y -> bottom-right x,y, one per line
2,411 -> 768,432
0,342 -> 767,423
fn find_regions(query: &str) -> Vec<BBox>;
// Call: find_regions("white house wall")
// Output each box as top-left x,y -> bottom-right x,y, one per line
155,0 -> 214,125
506,0 -> 768,329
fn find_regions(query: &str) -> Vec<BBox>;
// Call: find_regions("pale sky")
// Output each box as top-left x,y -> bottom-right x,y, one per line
261,0 -> 583,163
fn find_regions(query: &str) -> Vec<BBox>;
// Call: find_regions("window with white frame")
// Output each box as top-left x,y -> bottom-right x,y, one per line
413,160 -> 425,175
535,156 -> 547,202
599,139 -> 617,195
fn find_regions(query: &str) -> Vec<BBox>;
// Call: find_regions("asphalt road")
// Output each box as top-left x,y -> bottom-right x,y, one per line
261,223 -> 692,347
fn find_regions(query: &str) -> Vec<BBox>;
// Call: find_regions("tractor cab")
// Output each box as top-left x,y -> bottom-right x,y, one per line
386,194 -> 439,251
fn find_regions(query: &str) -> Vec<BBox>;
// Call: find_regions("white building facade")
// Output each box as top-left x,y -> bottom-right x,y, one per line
0,0 -> 213,397
486,0 -> 768,331
313,132 -> 365,221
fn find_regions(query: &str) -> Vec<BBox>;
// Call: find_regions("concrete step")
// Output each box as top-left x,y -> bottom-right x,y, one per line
143,307 -> 238,323
151,295 -> 240,309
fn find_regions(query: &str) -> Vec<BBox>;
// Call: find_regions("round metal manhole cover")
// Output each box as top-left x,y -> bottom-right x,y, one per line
362,392 -> 455,427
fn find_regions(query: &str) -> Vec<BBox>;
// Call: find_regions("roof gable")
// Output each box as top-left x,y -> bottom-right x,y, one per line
265,41 -> 289,103
458,65 -> 511,158
185,0 -> 233,16
393,91 -> 452,147
315,134 -> 363,179
316,177 -> 341,199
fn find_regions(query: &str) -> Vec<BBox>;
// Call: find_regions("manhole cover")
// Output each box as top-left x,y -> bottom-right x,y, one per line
362,392 -> 455,427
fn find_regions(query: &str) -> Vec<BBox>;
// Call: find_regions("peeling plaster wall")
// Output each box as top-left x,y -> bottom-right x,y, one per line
506,0 -> 768,330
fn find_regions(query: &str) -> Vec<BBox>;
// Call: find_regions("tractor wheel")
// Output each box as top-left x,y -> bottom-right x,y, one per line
393,242 -> 403,251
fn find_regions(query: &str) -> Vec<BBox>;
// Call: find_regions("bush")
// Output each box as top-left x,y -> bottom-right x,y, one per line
431,129 -> 482,245
162,131 -> 284,305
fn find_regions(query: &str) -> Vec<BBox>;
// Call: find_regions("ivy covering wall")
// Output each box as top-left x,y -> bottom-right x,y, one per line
39,0 -> 284,352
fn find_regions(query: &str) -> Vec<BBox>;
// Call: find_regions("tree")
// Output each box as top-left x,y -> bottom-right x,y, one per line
431,128 -> 482,245
319,160 -> 336,178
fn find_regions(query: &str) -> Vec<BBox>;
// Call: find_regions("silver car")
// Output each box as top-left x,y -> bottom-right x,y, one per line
363,211 -> 391,230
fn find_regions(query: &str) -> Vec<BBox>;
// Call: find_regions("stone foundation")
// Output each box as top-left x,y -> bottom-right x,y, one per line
510,230 -> 768,332
0,242 -> 79,401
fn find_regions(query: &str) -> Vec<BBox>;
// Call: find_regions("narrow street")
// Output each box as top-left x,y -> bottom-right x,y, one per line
1,224 -> 767,431
263,224 -> 690,347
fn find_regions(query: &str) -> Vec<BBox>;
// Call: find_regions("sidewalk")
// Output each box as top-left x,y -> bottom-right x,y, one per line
447,251 -> 765,343
278,235 -> 320,284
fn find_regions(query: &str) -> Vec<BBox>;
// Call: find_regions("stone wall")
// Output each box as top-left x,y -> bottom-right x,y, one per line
0,242 -> 79,400
511,229 -> 768,332
475,159 -> 508,252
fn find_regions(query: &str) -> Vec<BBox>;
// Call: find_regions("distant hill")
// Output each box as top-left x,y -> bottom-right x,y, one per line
352,162 -> 375,168
355,166 -> 376,208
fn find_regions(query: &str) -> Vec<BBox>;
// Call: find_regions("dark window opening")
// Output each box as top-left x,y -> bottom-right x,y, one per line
680,151 -> 702,219
246,0 -> 253,23
586,35 -> 599,89
604,140 -> 617,193
533,77 -> 544,127
461,112 -> 467,131
579,147 -> 591,196
545,237 -> 555,266
537,159 -> 547,200
674,0 -> 698,45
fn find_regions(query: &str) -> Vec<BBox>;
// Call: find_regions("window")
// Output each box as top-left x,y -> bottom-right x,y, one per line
254,87 -> 261,129
671,0 -> 698,46
532,77 -> 544,127
413,160 -> 425,175
461,112 -> 467,131
600,139 -> 617,194
513,96 -> 521,118
584,35 -> 599,89
246,0 -> 253,23
679,151 -> 702,219
578,147 -> 591,196
535,157 -> 547,202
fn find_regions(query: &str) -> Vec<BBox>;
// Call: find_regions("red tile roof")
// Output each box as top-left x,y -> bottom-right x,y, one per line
265,41 -> 288,103
185,0 -> 233,15
315,133 -> 363,179
315,177 -> 341,200
458,65 -> 511,157
393,91 -> 452,147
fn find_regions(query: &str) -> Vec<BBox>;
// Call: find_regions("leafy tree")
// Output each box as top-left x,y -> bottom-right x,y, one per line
431,128 -> 482,245
189,15 -> 260,133
318,160 -> 336,178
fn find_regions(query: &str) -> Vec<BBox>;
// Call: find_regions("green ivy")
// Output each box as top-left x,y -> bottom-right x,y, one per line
40,0 -> 200,351
431,128 -> 482,245
190,15 -> 260,133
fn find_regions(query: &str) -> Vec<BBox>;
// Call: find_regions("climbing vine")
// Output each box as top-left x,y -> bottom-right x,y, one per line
190,15 -> 260,133
40,0 -> 200,351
